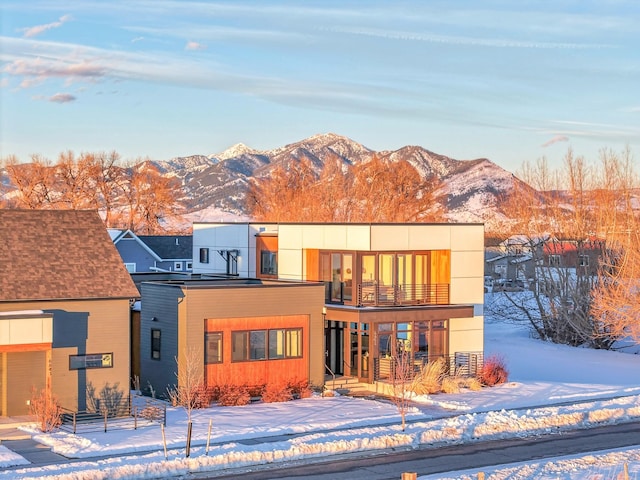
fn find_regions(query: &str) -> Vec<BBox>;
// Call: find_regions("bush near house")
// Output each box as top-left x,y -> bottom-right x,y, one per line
478,354 -> 509,386
30,384 -> 62,433
287,379 -> 313,399
216,385 -> 251,406
261,383 -> 293,403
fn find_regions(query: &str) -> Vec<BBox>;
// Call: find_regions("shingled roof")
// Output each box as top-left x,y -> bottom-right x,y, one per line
137,235 -> 193,260
0,210 -> 140,302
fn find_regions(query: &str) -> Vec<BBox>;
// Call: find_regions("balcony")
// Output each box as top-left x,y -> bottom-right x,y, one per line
324,282 -> 450,307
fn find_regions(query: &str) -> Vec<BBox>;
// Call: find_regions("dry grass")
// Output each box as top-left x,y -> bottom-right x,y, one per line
411,357 -> 446,394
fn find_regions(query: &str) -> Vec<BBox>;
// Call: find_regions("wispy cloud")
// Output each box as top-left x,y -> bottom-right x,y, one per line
542,135 -> 569,147
328,26 -> 614,50
185,41 -> 206,51
49,92 -> 76,103
22,14 -> 72,38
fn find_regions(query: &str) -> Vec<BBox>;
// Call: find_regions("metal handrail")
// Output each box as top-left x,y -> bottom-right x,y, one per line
324,364 -> 337,391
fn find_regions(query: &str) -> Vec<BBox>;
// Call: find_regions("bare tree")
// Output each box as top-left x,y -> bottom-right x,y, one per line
390,348 -> 415,431
248,155 -> 444,223
56,150 -> 98,209
491,147 -> 640,349
167,347 -> 207,457
4,154 -> 56,208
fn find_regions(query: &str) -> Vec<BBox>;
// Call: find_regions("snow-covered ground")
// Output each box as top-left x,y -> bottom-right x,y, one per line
2,298 -> 640,479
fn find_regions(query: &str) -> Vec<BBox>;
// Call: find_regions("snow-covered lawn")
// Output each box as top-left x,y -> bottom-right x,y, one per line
2,304 -> 640,479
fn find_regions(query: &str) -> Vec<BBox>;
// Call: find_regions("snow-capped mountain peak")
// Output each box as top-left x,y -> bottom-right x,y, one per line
214,143 -> 257,161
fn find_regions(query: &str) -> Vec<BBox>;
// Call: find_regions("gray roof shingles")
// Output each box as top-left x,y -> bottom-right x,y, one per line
137,235 -> 192,259
0,210 -> 140,301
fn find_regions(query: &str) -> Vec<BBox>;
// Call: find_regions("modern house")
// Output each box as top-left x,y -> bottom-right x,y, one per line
186,222 -> 485,388
109,229 -> 193,273
139,278 -> 325,395
0,210 -> 139,416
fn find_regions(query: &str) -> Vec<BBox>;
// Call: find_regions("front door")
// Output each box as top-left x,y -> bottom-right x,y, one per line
348,322 -> 371,382
324,321 -> 344,376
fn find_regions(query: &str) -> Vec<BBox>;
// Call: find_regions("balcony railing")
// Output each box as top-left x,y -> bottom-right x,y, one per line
356,282 -> 450,307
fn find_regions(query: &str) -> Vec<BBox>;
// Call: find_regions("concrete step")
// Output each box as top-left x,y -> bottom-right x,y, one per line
325,376 -> 374,394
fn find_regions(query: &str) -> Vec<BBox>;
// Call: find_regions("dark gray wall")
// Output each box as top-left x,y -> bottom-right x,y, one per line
139,283 -> 181,398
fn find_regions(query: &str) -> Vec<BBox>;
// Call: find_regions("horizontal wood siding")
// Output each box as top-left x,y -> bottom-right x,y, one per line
204,314 -> 308,386
181,283 -> 325,389
0,299 -> 131,411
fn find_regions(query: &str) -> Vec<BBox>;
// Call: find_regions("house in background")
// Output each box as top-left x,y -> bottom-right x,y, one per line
139,278 -> 324,396
485,234 -> 539,283
109,229 -> 193,273
0,210 -> 139,416
190,222 -> 484,388
543,237 -> 605,275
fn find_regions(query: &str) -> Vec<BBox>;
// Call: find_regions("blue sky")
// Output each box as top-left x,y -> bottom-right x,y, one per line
1,1 -> 639,172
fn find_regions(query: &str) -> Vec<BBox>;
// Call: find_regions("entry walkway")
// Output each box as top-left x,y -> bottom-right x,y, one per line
1,438 -> 68,465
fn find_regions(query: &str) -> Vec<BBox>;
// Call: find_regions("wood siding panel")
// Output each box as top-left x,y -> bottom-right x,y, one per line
180,283 -> 325,389
0,343 -> 51,353
255,236 -> 279,279
204,315 -> 308,386
431,250 -> 451,286
305,249 -> 320,281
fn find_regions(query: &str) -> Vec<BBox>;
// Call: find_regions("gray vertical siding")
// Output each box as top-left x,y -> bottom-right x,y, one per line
139,283 -> 181,397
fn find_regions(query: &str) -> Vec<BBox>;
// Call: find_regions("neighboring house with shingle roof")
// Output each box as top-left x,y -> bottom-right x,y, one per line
109,229 -> 193,273
0,210 -> 139,416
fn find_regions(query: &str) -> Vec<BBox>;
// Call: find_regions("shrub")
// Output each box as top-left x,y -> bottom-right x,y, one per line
412,357 -> 446,395
478,354 -> 509,386
192,383 -> 214,409
261,383 -> 293,403
440,376 -> 461,394
30,384 -> 62,433
217,385 -> 251,406
247,384 -> 265,398
287,379 -> 313,399
464,376 -> 483,391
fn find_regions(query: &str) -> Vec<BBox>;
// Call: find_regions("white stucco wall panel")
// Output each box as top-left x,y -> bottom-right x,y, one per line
277,225 -> 304,250
449,277 -> 484,304
0,316 -> 53,346
451,224 -> 485,251
448,316 -> 484,353
451,250 -> 484,279
277,248 -> 304,281
407,225 -> 453,250
370,225 -> 410,250
343,225 -> 371,250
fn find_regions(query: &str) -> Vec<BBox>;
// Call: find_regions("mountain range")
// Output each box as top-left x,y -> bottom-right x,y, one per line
153,133 -> 524,231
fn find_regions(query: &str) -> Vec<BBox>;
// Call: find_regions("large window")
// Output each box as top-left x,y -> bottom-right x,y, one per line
151,329 -> 161,360
205,332 -> 223,364
260,251 -> 278,275
232,328 -> 302,362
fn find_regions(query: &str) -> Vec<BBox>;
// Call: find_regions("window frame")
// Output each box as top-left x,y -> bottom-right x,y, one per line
232,328 -> 303,362
199,248 -> 209,264
151,329 -> 161,360
205,331 -> 223,364
260,250 -> 278,276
